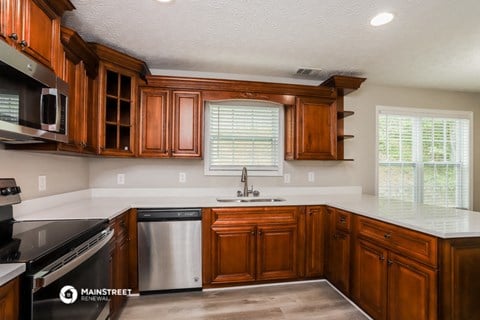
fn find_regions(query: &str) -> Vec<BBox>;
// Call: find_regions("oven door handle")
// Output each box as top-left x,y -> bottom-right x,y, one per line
32,228 -> 114,291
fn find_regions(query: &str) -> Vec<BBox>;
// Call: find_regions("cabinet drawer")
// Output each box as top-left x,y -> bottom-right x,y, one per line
356,216 -> 437,267
334,209 -> 351,232
212,207 -> 298,225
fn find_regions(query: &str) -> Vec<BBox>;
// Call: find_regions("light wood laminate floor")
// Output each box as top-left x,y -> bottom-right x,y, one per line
119,281 -> 370,320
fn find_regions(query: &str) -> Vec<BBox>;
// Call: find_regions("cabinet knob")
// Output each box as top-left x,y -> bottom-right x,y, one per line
384,233 -> 392,239
251,231 -> 255,236
340,217 -> 346,224
387,259 -> 393,266
258,230 -> 262,236
19,40 -> 28,48
379,255 -> 385,261
8,33 -> 18,41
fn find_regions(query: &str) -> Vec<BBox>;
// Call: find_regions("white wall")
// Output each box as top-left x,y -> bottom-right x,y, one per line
0,146 -> 89,200
2,83 -> 478,209
89,83 -> 480,209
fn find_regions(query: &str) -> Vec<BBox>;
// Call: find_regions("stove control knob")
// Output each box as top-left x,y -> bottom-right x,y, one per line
10,186 -> 21,195
1,187 -> 11,196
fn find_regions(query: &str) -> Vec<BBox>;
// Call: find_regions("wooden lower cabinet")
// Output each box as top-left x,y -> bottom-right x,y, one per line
203,206 -> 301,286
256,224 -> 297,281
353,213 -> 438,320
328,230 -> 351,294
109,211 -> 131,319
210,225 -> 256,284
352,240 -> 388,320
325,207 -> 351,295
439,237 -> 480,319
0,277 -> 18,320
305,206 -> 326,278
387,252 -> 437,320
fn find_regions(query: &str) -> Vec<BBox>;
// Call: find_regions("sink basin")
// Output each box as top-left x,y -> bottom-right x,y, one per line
216,197 -> 286,203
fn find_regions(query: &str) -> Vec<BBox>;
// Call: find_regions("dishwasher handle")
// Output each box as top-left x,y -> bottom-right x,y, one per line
137,208 -> 202,221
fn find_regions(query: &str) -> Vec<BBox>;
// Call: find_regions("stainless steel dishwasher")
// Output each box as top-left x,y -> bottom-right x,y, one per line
137,208 -> 202,293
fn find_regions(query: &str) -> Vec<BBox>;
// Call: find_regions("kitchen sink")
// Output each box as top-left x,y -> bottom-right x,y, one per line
216,197 -> 286,203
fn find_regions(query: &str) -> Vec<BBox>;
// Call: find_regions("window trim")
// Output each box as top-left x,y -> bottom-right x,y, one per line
204,100 -> 284,177
375,105 -> 473,209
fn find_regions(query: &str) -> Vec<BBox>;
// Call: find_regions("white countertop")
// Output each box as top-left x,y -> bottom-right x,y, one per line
0,263 -> 25,286
11,187 -> 480,239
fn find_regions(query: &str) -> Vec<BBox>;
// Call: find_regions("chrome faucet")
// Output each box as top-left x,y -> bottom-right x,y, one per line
238,166 -> 260,197
241,166 -> 248,197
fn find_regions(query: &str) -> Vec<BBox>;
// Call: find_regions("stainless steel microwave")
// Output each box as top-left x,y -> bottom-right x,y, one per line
0,40 -> 68,143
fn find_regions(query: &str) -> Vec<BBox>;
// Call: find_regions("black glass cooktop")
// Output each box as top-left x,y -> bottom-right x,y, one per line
0,219 -> 108,271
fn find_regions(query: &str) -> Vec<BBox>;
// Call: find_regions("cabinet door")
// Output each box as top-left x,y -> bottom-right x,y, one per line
171,91 -> 202,158
305,206 -> 326,277
22,0 -> 59,69
0,0 -> 18,45
256,224 -> 298,281
387,252 -> 437,320
295,97 -> 337,160
100,64 -> 137,156
138,88 -> 170,157
210,225 -> 256,284
353,240 -> 388,320
328,231 -> 351,295
0,277 -> 19,320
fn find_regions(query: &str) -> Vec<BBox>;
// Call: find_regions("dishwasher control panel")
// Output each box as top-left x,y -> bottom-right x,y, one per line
137,208 -> 202,221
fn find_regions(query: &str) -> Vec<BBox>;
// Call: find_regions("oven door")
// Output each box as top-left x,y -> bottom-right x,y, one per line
23,229 -> 114,320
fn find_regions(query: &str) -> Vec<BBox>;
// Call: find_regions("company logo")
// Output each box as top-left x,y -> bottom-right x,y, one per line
59,285 -> 78,304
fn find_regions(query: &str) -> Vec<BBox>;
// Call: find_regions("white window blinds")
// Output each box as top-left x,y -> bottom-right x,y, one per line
205,101 -> 283,175
377,107 -> 472,209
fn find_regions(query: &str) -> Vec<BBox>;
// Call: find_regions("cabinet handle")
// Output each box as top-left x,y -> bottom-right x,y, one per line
339,217 -> 346,224
387,259 -> 393,266
9,33 -> 18,41
258,230 -> 262,236
19,40 -> 28,48
379,255 -> 385,261
384,233 -> 392,239
251,231 -> 255,236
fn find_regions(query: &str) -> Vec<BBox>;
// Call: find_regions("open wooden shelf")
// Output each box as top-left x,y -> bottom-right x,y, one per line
338,135 -> 354,141
337,111 -> 354,119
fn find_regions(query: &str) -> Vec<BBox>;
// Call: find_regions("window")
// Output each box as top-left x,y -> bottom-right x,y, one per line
205,100 -> 283,176
377,106 -> 472,209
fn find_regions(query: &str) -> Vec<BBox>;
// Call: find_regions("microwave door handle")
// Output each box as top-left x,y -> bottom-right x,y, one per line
32,229 -> 114,292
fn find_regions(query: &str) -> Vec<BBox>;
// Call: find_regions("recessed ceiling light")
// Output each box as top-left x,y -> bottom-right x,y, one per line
370,12 -> 394,26
156,0 -> 173,3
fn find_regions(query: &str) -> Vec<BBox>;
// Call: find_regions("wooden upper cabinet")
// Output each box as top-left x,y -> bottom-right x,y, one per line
90,43 -> 150,156
0,0 -> 74,72
139,88 -> 170,157
171,91 -> 202,158
288,97 -> 337,160
0,0 -> 20,45
138,87 -> 202,158
59,26 -> 98,153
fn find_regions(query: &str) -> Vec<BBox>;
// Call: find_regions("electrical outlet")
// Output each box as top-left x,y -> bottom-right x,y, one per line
38,175 -> 46,191
179,172 -> 186,183
308,172 -> 315,182
117,173 -> 125,185
284,173 -> 291,184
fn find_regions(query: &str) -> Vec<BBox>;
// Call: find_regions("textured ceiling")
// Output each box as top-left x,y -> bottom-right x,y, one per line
63,0 -> 480,92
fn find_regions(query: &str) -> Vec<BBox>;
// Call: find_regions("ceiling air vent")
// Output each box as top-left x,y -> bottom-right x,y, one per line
295,67 -> 323,79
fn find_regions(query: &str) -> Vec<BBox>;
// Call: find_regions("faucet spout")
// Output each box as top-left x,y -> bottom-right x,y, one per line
241,167 -> 248,196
